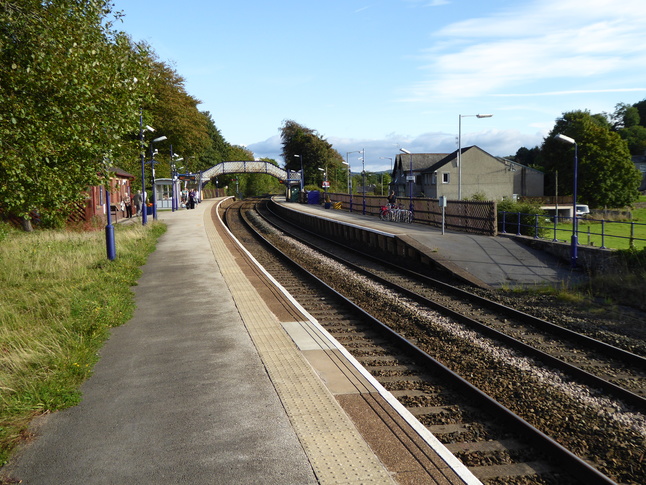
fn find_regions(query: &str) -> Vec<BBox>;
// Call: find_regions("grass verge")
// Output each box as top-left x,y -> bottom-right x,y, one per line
0,221 -> 166,466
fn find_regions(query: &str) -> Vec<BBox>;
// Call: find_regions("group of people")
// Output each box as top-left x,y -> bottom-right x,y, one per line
181,189 -> 198,209
118,191 -> 143,219
116,188 -> 199,218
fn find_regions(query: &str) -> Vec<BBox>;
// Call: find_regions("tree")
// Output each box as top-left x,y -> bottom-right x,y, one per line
513,146 -> 543,168
610,102 -> 646,155
0,0 -> 150,229
139,57 -> 211,178
541,110 -> 641,208
280,120 -> 344,188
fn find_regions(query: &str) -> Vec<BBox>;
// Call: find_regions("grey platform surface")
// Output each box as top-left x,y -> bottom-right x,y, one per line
1,201 -> 318,484
276,198 -> 585,289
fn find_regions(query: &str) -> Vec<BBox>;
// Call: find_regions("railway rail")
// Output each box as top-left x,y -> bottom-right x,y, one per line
222,198 -> 645,484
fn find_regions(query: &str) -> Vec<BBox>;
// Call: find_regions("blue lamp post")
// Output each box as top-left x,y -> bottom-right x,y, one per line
150,135 -> 167,220
554,133 -> 579,268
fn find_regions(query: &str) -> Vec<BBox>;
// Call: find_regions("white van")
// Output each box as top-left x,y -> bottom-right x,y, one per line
576,204 -> 590,216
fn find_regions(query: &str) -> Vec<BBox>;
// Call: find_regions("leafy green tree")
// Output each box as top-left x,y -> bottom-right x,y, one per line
632,99 -> 646,127
0,0 -> 150,230
199,111 -> 229,169
245,158 -> 282,197
513,146 -> 543,168
541,110 -> 641,209
609,102 -> 646,155
280,120 -> 344,187
140,57 -> 211,178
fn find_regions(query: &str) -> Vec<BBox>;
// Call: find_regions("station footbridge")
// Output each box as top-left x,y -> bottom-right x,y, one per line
200,161 -> 300,185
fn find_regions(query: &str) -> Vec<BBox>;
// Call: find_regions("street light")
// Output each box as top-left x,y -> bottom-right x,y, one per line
318,167 -> 328,200
139,111 -> 155,226
554,133 -> 579,268
170,146 -> 182,212
359,148 -> 366,215
294,154 -> 304,191
458,113 -> 492,200
380,157 -> 393,195
400,148 -> 413,214
346,150 -> 361,212
150,135 -> 167,220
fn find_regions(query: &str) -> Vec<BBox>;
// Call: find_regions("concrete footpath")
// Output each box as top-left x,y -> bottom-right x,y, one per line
1,200 -> 319,484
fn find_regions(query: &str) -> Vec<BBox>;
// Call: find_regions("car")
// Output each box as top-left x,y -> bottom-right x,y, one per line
575,204 -> 590,217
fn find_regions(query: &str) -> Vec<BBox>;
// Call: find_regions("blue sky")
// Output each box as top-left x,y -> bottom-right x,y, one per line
112,0 -> 646,172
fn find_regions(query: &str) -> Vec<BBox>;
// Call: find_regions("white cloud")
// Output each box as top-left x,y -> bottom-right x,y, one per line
404,0 -> 646,102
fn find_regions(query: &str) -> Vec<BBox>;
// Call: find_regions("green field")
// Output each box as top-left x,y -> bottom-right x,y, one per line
538,197 -> 646,250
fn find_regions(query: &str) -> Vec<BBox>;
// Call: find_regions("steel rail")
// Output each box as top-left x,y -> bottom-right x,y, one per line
232,200 -> 618,485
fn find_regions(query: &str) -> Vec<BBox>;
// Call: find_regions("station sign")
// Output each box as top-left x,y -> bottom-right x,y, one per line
322,181 -> 330,188
178,174 -> 196,181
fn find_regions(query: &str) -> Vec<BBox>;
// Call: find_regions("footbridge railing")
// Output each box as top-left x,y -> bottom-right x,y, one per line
201,161 -> 300,183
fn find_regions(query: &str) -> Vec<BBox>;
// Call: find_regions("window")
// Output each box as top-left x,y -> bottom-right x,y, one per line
442,172 -> 450,184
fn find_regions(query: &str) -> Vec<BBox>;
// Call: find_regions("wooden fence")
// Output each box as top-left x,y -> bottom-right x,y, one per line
322,192 -> 497,236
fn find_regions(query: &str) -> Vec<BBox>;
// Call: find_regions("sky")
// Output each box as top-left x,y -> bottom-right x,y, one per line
111,0 -> 646,172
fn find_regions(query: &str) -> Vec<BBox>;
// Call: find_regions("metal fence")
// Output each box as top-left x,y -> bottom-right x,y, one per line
499,211 -> 646,250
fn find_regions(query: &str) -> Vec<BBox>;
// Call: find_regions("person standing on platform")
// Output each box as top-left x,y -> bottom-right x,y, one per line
134,191 -> 142,216
124,192 -> 132,218
387,190 -> 397,208
188,189 -> 196,209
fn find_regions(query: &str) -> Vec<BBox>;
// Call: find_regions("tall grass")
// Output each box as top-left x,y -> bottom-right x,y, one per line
0,221 -> 165,466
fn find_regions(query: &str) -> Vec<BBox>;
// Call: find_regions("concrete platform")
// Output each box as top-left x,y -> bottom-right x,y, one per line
1,199 -> 479,485
274,198 -> 585,289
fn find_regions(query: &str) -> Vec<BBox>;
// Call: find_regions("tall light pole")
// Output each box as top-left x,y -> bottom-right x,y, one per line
294,154 -> 304,191
362,149 -> 367,215
346,150 -> 361,212
458,113 -> 492,200
342,161 -> 350,194
554,133 -> 579,268
170,146 -> 183,212
318,166 -> 328,200
150,135 -> 167,220
379,157 -> 393,195
400,148 -> 413,214
139,112 -> 155,226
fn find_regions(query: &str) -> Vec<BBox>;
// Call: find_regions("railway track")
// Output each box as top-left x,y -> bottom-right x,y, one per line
222,198 -> 645,484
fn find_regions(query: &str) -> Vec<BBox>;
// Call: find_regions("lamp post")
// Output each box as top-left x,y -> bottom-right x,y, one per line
458,113 -> 492,200
294,154 -> 304,191
170,146 -> 183,212
150,135 -> 167,220
359,148 -> 366,215
318,166 -> 328,200
139,111 -> 149,226
400,148 -> 413,214
554,133 -> 579,268
379,157 -> 393,195
346,150 -> 361,212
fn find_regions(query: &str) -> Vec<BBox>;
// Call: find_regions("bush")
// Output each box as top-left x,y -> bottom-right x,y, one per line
498,199 -> 548,237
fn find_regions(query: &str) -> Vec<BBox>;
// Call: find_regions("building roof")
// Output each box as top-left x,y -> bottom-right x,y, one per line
394,153 -> 449,173
109,167 -> 136,179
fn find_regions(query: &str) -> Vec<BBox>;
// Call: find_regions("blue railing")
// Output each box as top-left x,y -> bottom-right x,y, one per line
499,211 -> 646,250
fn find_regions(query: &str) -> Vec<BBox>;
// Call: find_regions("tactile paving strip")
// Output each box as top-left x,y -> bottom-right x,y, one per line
204,208 -> 395,484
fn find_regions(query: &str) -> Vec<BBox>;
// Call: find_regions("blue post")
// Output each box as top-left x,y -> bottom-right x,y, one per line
105,187 -> 116,261
571,143 -> 579,268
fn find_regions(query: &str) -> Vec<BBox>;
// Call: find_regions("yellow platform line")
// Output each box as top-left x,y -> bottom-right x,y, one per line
203,204 -> 395,484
